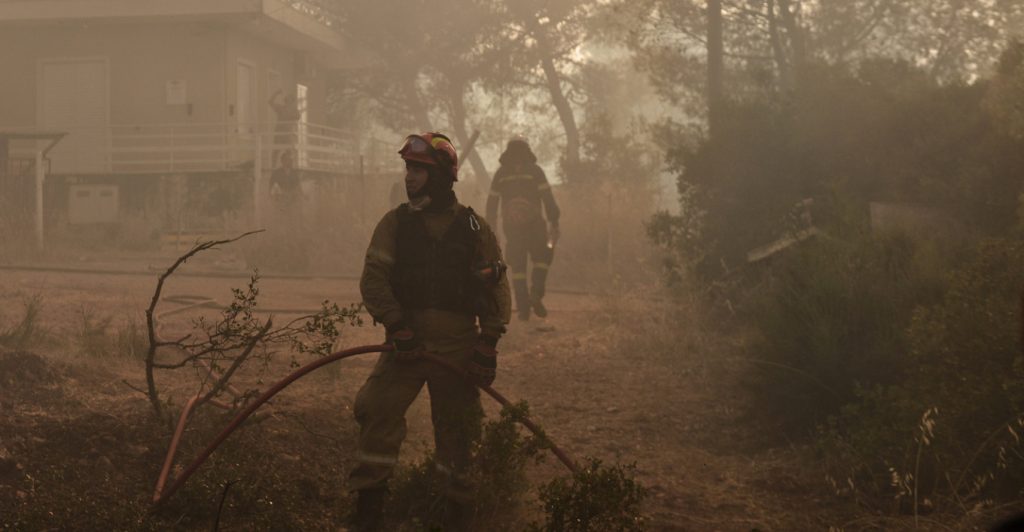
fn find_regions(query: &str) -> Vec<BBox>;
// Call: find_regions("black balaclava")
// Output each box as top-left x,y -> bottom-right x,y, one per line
407,162 -> 456,212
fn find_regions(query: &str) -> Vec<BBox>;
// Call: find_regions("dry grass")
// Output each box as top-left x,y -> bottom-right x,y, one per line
0,295 -> 49,350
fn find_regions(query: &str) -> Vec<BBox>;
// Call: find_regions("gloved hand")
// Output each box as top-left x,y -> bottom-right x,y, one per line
547,224 -> 560,248
467,336 -> 498,387
390,326 -> 422,362
473,260 -> 507,284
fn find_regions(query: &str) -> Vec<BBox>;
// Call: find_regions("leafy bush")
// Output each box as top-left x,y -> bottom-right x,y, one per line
385,402 -> 648,530
655,58 -> 1024,280
750,231 -> 945,430
384,402 -> 547,530
530,459 -> 647,532
985,40 -> 1024,141
823,238 -> 1024,510
471,402 -> 550,518
646,41 -> 1024,518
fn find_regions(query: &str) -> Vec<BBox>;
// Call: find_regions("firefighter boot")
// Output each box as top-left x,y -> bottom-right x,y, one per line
513,277 -> 531,321
530,263 -> 550,318
351,488 -> 388,532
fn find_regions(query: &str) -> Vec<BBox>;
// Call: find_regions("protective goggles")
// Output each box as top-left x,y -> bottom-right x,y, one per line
399,134 -> 453,157
399,133 -> 457,178
400,135 -> 433,155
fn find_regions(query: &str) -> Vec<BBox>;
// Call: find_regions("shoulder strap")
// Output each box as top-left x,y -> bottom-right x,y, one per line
463,206 -> 481,232
440,206 -> 482,251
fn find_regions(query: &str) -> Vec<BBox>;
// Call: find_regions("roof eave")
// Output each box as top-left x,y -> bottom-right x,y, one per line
0,0 -> 351,58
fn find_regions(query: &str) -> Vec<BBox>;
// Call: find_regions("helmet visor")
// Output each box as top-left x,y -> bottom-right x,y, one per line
398,133 -> 458,181
399,135 -> 431,156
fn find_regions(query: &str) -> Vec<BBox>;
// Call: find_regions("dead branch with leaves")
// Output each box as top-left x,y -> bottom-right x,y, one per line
141,231 -> 362,421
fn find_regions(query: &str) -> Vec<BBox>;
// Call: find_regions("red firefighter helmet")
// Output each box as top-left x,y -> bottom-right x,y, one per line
398,132 -> 459,181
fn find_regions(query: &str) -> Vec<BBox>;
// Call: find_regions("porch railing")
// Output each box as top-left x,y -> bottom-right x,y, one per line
43,121 -> 393,176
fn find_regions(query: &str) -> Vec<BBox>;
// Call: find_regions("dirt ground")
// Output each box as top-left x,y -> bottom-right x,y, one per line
0,258 -> 866,531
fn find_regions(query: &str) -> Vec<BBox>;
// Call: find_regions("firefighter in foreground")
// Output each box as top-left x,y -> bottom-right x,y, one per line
350,132 -> 512,531
486,136 -> 561,321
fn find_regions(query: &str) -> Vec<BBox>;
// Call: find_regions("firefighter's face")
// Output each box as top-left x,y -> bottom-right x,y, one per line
405,163 -> 429,197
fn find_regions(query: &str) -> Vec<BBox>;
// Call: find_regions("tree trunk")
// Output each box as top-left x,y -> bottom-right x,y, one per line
767,0 -> 794,91
777,0 -> 807,88
447,82 -> 490,189
707,0 -> 725,138
521,12 -> 581,181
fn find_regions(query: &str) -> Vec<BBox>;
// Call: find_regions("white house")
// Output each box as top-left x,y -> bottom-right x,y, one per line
0,0 -> 390,247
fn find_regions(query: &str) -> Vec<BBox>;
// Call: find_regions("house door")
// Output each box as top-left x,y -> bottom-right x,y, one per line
39,59 -> 109,174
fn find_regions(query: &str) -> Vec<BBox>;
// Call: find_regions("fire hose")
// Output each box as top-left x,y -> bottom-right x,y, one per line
151,343 -> 580,506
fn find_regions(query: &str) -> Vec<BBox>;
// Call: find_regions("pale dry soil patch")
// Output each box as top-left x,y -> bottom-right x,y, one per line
0,265 -> 856,530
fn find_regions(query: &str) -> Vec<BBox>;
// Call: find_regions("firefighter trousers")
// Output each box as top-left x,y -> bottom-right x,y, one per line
505,221 -> 554,313
348,348 -> 482,502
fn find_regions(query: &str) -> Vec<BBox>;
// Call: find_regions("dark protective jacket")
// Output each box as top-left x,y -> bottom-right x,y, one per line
486,145 -> 560,235
360,200 -> 511,352
392,203 -> 481,315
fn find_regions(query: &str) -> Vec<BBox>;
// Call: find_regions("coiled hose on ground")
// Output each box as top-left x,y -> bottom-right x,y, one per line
151,343 -> 579,506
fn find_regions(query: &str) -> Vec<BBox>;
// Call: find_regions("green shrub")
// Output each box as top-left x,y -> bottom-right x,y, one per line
655,57 -> 1024,280
750,231 -> 946,430
471,402 -> 550,520
385,402 -> 546,530
823,238 -> 1024,510
530,459 -> 647,532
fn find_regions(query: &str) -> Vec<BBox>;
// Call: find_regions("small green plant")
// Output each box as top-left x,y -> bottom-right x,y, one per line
472,402 -> 549,517
384,402 -> 548,530
531,458 -> 647,532
385,454 -> 447,529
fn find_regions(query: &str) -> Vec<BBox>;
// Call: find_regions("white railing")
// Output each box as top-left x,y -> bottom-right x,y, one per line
2,121 -> 399,176
6,121 -> 393,176
104,120 -> 382,175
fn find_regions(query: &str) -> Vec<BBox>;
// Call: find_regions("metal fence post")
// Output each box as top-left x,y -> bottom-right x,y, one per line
360,154 -> 365,226
35,149 -> 44,251
254,134 -> 263,228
